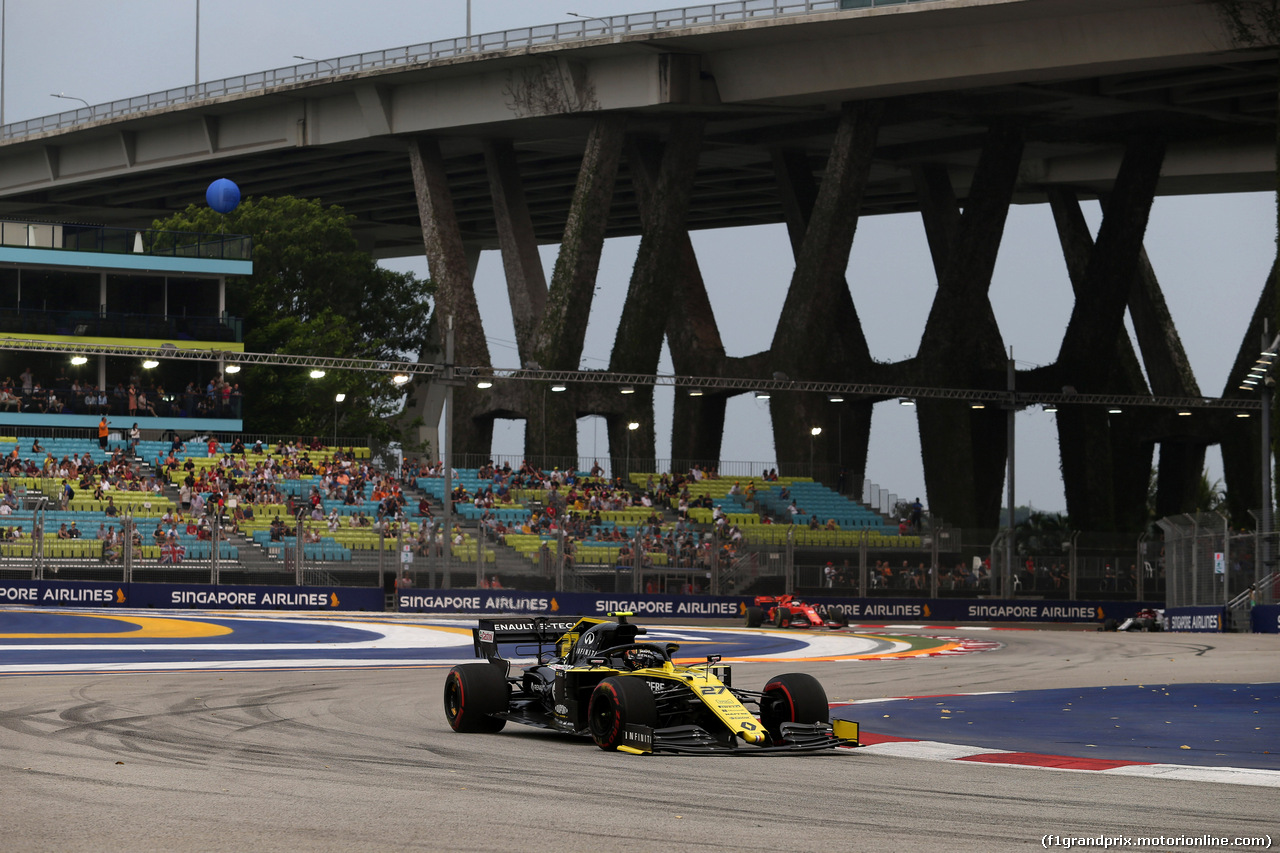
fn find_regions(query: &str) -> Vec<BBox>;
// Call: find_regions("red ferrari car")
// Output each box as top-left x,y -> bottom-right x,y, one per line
745,595 -> 847,629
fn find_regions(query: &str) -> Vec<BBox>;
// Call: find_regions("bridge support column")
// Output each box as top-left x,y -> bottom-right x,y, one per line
1052,138 -> 1166,531
409,136 -> 494,457
484,138 -> 548,365
627,134 -> 730,470
523,116 -> 628,465
1221,267 -> 1276,523
768,102 -> 883,488
915,122 -> 1023,529
608,116 -> 705,475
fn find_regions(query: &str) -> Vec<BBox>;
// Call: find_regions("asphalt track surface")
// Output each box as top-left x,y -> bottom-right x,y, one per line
1,613 -> 1277,853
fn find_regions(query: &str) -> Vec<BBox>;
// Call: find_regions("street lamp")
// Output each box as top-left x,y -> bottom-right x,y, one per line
333,393 -> 346,445
567,11 -> 613,33
626,421 -> 639,482
293,54 -> 336,73
809,426 -> 821,479
50,92 -> 90,110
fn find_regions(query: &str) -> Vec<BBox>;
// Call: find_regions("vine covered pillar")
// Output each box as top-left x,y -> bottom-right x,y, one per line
767,101 -> 883,489
408,135 -> 493,457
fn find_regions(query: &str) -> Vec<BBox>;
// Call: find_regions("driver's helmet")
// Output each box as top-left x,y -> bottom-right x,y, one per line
621,645 -> 666,670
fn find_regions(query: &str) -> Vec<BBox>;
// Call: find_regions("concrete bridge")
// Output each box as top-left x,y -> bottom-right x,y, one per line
0,0 -> 1272,530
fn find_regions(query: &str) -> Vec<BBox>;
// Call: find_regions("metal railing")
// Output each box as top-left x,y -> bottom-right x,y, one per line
0,0 -> 944,142
0,220 -> 251,260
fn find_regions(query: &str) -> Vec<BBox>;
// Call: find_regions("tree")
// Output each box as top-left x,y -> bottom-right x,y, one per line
1194,467 -> 1229,514
153,197 -> 433,442
1014,510 -> 1071,558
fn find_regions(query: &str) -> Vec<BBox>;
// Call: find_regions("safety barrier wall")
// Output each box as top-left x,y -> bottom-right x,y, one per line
1161,605 -> 1225,632
396,590 -> 1164,624
0,580 -> 1172,624
0,580 -> 383,611
1251,604 -> 1280,634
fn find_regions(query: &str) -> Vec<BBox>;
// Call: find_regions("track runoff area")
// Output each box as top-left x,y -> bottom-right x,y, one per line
1,608 -> 1275,788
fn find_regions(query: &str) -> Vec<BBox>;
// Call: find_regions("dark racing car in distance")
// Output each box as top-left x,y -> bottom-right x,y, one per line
443,612 -> 858,755
746,595 -> 847,629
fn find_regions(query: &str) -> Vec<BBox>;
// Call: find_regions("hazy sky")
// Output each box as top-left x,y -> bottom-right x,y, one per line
1,1 -> 1271,512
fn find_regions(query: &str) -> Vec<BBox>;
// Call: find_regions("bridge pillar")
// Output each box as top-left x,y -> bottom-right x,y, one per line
1052,138 -> 1166,531
525,116 -> 628,465
409,136 -> 494,458
484,138 -> 548,365
627,134 -> 730,469
608,116 -> 706,474
1220,267 -> 1276,523
767,102 -> 883,489
914,121 -> 1023,530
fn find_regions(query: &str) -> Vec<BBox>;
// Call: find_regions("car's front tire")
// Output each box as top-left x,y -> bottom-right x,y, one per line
588,677 -> 658,751
443,664 -> 508,733
774,608 -> 791,628
760,672 -> 829,743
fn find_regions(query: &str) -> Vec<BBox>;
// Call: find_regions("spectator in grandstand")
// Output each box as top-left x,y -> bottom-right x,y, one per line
0,386 -> 19,411
127,384 -> 138,417
105,497 -> 119,517
910,497 -> 924,531
19,366 -> 33,395
56,523 -> 70,540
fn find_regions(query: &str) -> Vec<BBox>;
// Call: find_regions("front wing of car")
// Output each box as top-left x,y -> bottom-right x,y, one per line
616,719 -> 859,755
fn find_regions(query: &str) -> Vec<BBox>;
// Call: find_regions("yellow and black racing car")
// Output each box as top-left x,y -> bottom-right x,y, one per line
443,612 -> 859,754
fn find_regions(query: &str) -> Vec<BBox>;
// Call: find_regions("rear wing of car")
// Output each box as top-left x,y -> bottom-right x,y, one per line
472,617 -> 586,659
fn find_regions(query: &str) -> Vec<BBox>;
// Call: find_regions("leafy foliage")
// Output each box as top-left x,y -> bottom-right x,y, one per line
1014,510 -> 1071,557
152,196 -> 433,441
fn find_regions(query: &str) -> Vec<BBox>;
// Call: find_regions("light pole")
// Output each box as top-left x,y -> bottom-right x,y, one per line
809,426 -> 821,479
50,92 -> 90,110
194,0 -> 200,85
567,11 -> 613,34
333,393 -> 345,445
626,421 -> 639,482
293,54 -> 336,73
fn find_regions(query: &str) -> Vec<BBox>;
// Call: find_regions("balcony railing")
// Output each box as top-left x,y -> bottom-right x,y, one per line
0,308 -> 242,343
0,220 -> 252,262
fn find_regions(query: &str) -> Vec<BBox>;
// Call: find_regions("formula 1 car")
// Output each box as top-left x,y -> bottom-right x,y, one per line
443,612 -> 858,755
745,595 -> 847,629
1100,608 -> 1164,632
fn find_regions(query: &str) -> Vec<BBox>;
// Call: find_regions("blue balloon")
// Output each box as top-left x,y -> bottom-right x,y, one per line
206,178 -> 241,213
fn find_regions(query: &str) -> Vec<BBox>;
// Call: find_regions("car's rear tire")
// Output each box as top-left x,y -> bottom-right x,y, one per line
774,608 -> 791,628
588,676 -> 658,751
745,606 -> 765,628
443,664 -> 508,733
760,672 -> 829,743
